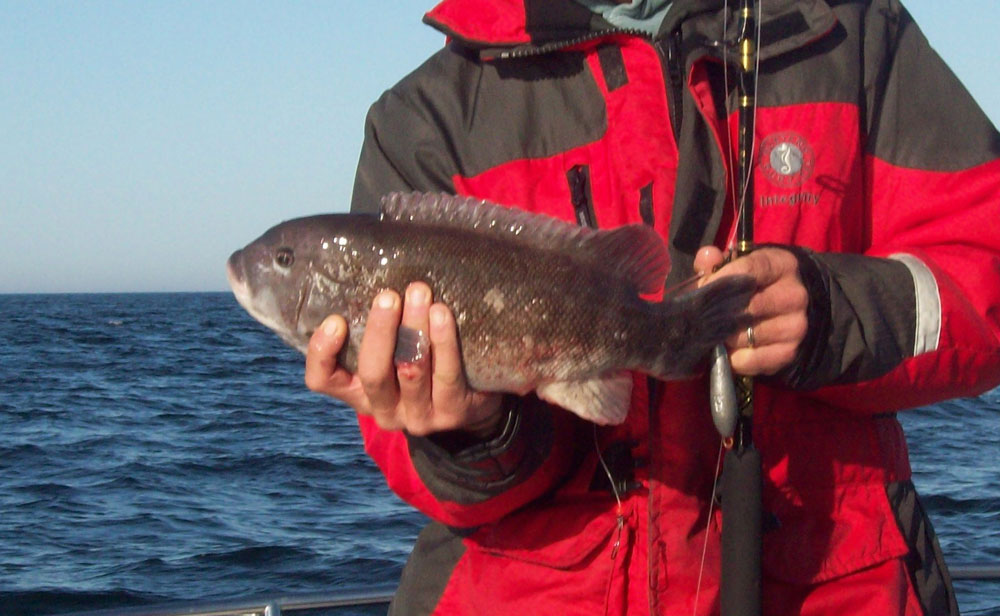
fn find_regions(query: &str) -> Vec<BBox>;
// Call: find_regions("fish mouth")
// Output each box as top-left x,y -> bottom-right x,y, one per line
226,249 -> 308,353
226,250 -> 251,307
225,250 -> 281,331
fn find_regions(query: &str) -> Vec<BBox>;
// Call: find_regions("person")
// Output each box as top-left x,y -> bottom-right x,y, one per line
304,0 -> 1000,614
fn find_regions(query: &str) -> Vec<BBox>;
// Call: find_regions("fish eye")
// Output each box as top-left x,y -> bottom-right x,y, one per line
275,247 -> 295,268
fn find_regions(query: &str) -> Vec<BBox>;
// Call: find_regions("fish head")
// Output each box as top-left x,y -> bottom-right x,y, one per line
227,214 -> 374,353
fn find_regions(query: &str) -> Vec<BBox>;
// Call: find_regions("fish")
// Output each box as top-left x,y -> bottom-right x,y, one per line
226,192 -> 754,425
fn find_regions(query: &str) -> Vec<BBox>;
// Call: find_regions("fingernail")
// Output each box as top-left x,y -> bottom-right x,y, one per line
376,291 -> 397,310
407,285 -> 428,306
322,316 -> 341,336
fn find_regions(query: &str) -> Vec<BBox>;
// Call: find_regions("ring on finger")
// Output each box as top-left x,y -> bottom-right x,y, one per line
746,325 -> 756,349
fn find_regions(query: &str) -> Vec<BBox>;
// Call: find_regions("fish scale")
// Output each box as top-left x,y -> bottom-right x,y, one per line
348,218 -> 644,383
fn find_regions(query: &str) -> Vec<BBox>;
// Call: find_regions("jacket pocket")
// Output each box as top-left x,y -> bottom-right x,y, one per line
470,496 -> 619,568
763,482 -> 910,584
438,498 -> 624,615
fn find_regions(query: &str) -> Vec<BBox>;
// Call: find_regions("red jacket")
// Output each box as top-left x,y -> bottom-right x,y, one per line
349,1 -> 1000,614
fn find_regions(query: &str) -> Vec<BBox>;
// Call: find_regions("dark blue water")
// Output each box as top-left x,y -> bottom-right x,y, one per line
0,293 -> 997,615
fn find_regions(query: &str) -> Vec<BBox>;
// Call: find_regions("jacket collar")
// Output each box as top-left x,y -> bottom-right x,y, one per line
424,0 -> 837,62
424,0 -> 595,47
663,0 -> 838,63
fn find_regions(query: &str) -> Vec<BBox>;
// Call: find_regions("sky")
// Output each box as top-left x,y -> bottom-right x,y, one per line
2,1 -> 998,293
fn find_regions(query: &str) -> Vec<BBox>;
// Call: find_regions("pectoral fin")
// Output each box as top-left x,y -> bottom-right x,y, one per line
536,372 -> 632,425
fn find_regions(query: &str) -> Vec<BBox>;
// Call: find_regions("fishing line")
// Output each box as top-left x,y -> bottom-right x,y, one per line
738,0 -> 763,232
692,0 -> 737,605
722,0 -> 740,250
594,424 -> 625,559
723,0 -> 763,252
694,0 -> 764,611
595,424 -> 623,509
662,272 -> 703,296
692,440 -> 726,616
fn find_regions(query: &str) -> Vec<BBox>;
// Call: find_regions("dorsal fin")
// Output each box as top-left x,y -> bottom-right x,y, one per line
382,191 -> 593,250
381,192 -> 669,294
586,224 -> 669,294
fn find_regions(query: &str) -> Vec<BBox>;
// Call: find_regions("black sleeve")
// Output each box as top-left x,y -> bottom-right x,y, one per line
773,247 -> 917,390
406,397 -> 570,505
350,85 -> 460,215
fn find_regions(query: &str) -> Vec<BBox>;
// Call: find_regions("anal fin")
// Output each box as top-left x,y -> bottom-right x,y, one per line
536,372 -> 632,425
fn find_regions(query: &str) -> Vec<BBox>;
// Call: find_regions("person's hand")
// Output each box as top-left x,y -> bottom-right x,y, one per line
695,246 -> 808,376
304,281 -> 504,437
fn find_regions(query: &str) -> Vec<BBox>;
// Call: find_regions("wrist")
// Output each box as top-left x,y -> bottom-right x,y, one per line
767,244 -> 832,390
426,395 -> 519,453
461,396 -> 507,440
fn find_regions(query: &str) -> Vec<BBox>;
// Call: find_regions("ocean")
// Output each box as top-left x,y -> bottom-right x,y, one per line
0,293 -> 997,615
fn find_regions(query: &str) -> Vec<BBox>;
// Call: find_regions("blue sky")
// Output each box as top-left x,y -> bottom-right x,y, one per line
2,1 -> 998,293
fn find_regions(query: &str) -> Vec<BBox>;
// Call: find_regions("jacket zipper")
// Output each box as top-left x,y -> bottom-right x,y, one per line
497,27 -> 686,146
567,165 -> 597,229
657,29 -> 685,142
493,25 -> 686,138
546,30 -> 682,434
494,28 -> 650,60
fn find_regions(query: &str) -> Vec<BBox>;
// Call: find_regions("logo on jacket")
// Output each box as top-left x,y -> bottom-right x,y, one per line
759,131 -> 814,189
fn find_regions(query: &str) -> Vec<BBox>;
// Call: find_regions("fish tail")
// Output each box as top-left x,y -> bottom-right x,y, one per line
645,275 -> 755,379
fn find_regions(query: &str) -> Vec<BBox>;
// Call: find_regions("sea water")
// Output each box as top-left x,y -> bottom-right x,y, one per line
0,293 -> 996,615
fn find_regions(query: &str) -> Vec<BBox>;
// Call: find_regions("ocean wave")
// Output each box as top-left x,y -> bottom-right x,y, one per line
170,452 -> 342,477
921,493 -> 1000,516
190,544 -> 316,568
0,588 -> 162,616
248,354 -> 294,367
0,443 -> 47,460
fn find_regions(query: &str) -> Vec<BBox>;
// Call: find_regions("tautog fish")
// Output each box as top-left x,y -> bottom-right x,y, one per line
227,192 -> 753,425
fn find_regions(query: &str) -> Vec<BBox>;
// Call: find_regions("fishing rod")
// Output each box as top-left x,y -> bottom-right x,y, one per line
709,0 -> 762,615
